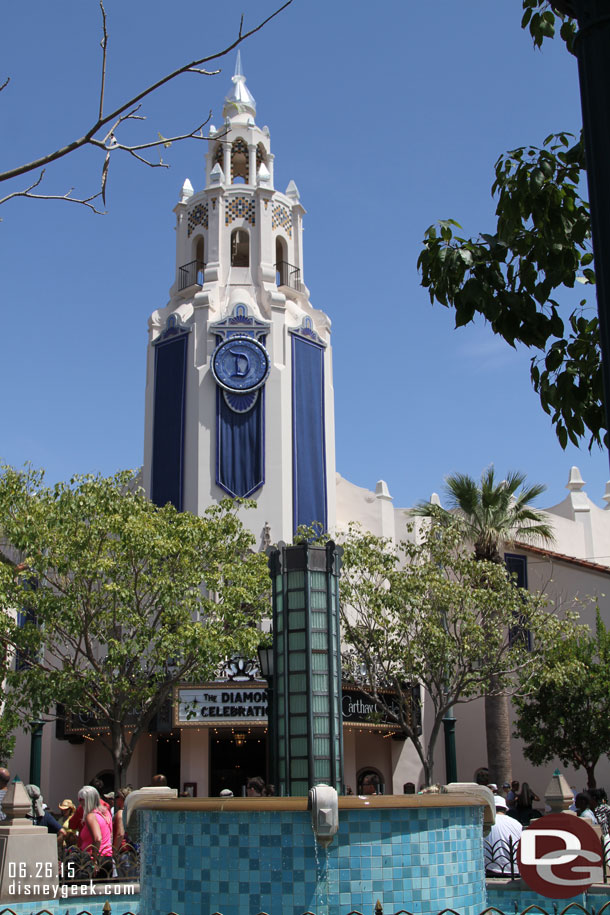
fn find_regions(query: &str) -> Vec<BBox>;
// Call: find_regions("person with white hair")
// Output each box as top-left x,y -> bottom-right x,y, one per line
77,785 -> 113,874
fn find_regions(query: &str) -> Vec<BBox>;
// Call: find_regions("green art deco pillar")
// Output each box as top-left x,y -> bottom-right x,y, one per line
267,541 -> 344,796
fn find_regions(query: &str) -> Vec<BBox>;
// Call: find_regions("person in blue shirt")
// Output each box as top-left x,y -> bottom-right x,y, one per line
25,784 -> 66,839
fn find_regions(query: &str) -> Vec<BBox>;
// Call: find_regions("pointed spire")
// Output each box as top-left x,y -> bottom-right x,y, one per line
179,178 -> 194,203
257,162 -> 271,186
567,466 -> 585,492
286,180 -> 300,201
223,52 -> 256,122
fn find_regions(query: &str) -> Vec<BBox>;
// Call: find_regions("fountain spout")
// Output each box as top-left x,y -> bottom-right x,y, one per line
308,784 -> 339,848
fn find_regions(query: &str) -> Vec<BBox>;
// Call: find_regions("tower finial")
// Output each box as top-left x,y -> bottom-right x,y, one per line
223,51 -> 256,122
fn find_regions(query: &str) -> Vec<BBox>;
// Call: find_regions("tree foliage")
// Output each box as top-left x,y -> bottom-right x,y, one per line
521,1 -> 577,52
339,520 -> 571,787
513,612 -> 610,789
411,467 -> 553,786
417,2 -> 603,451
0,467 -> 270,786
412,467 -> 554,562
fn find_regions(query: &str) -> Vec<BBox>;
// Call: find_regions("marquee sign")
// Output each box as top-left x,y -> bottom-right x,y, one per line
62,683 -> 421,734
175,684 -> 269,726
341,685 -> 422,735
174,683 -> 421,733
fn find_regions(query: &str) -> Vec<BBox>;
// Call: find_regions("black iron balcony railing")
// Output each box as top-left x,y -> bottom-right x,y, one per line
58,841 -> 140,883
275,260 -> 303,292
178,260 -> 205,291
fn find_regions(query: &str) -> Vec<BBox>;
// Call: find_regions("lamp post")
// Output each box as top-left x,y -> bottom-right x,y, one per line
443,706 -> 457,785
257,644 -> 275,789
29,719 -> 45,786
550,1 -> 610,453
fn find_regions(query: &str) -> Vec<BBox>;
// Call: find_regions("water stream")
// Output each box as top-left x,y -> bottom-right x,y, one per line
312,829 -> 331,915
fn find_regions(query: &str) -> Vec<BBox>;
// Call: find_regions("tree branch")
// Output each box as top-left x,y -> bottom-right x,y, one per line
0,170 -> 105,214
98,0 -> 108,121
0,0 -> 293,185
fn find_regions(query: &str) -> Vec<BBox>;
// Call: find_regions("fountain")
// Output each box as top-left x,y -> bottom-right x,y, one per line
125,788 -> 493,915
123,541 -> 492,915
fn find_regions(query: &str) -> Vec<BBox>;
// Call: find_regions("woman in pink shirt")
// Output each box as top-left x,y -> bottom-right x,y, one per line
77,785 -> 113,876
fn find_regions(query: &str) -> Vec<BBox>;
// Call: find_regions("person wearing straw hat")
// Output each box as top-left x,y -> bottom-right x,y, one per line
57,798 -> 76,827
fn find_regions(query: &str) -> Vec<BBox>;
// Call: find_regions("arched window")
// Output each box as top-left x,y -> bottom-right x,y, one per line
195,236 -> 205,285
231,228 -> 249,267
357,768 -> 384,796
256,143 -> 267,172
231,138 -> 249,183
275,236 -> 288,286
213,143 -> 224,175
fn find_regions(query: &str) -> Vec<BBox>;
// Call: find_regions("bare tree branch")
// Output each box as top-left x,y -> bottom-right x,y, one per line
98,0 -> 108,121
0,77 -> 9,93
0,170 -> 105,214
0,0 -> 293,185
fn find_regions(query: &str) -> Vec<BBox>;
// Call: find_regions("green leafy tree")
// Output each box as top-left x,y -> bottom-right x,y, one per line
521,1 -> 576,52
411,467 -> 554,787
339,519 -> 567,787
0,466 -> 270,788
514,612 -> 610,789
417,2 -> 604,451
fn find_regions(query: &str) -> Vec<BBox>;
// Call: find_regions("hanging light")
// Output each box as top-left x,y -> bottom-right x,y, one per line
257,645 -> 274,679
234,731 -> 247,747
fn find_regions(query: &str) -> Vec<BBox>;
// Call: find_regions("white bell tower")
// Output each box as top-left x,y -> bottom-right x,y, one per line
143,55 -> 336,546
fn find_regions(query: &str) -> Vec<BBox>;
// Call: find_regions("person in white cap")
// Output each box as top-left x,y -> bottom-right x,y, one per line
484,793 -> 523,876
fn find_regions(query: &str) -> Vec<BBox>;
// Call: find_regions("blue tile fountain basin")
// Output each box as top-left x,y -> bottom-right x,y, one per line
135,794 -> 489,915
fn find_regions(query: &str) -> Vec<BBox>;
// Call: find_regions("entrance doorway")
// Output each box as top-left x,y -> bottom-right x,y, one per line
209,731 -> 267,796
156,732 -> 181,790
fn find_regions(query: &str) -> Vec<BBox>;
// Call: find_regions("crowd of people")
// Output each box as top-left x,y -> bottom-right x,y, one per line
24,778 -> 138,871
3,761 -> 608,882
0,767 -> 169,875
484,777 -> 610,876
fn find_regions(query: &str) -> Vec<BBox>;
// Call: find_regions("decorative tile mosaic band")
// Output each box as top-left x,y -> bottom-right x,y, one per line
272,202 -> 292,237
187,203 -> 208,237
225,195 -> 256,226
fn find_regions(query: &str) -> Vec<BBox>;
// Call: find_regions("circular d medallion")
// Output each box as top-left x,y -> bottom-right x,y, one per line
211,335 -> 270,393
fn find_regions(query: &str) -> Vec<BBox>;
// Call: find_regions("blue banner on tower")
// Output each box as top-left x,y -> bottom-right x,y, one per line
292,333 -> 327,534
216,388 -> 265,498
210,312 -> 271,499
151,316 -> 191,510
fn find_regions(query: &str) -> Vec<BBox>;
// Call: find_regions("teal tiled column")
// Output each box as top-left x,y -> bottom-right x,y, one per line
267,541 -> 343,796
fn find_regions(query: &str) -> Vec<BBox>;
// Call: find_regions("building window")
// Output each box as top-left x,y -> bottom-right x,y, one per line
213,143 -> 224,175
231,228 -> 249,267
231,138 -> 249,184
15,607 -> 37,671
256,142 -> 267,172
275,237 -> 288,285
505,553 -> 532,650
357,768 -> 384,795
194,236 -> 205,284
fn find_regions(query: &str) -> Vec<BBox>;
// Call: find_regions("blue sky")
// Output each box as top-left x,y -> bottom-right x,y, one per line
1,0 -> 608,513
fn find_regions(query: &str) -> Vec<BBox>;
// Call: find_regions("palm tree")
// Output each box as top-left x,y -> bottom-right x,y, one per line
412,466 -> 554,787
